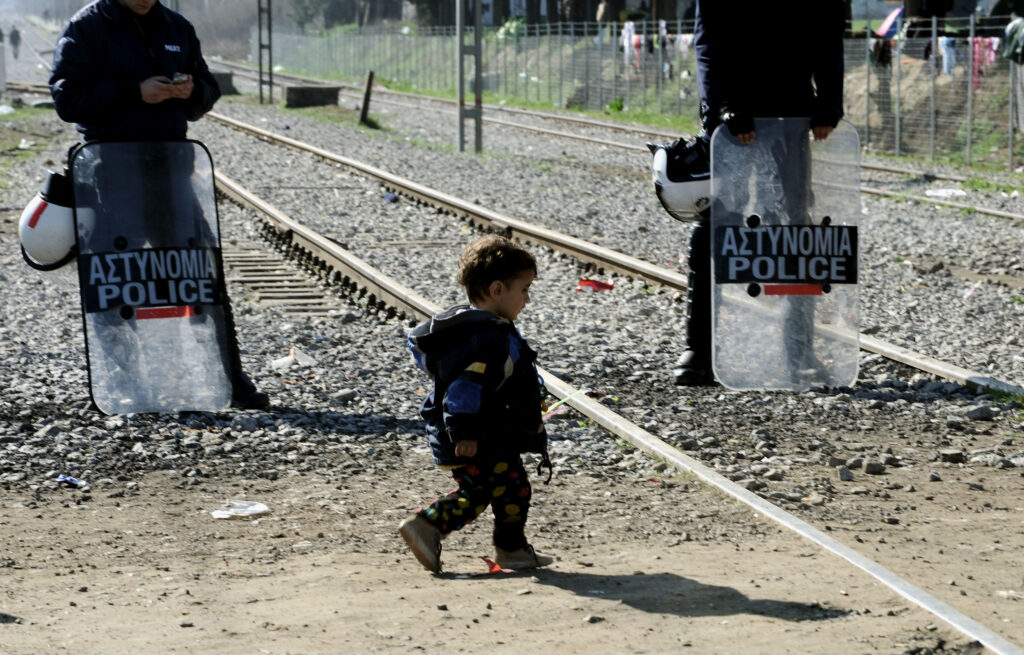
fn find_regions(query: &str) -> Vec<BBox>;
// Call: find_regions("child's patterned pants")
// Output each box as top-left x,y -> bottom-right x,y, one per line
418,457 -> 532,551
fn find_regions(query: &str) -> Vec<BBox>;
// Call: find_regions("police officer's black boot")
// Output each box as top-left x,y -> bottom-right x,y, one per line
674,218 -> 714,386
219,287 -> 269,410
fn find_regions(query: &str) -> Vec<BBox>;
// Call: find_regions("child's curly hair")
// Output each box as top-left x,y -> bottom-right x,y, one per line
457,235 -> 537,303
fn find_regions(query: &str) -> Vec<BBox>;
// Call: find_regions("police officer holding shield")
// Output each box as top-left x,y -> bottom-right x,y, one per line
49,0 -> 269,410
651,0 -> 846,386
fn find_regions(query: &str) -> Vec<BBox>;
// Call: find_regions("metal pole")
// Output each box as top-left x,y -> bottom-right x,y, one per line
676,18 -> 682,115
967,14 -> 975,166
268,0 -> 273,104
257,0 -> 264,105
585,22 -> 591,108
865,26 -> 871,149
1010,61 -> 1016,172
474,1 -> 482,152
456,0 -> 483,153
571,21 -> 576,107
257,0 -> 274,105
547,22 -> 552,103
559,22 -> 564,107
641,21 -> 647,113
613,22 -> 618,110
457,0 -> 465,151
930,16 -> 936,161
895,17 -> 901,156
657,20 -> 662,114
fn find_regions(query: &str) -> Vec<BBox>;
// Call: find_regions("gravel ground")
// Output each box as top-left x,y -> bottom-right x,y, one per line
1,20 -> 1023,653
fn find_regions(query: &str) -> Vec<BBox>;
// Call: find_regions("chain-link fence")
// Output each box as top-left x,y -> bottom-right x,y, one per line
265,17 -> 1024,170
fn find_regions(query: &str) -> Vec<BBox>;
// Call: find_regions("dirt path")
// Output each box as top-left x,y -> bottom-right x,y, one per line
0,453 -> 998,655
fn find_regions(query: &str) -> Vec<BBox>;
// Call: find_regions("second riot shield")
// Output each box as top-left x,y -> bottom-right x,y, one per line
71,141 -> 232,414
710,119 -> 860,391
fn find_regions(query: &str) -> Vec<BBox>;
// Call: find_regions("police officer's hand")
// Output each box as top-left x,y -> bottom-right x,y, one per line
812,126 -> 834,141
139,75 -> 193,104
720,106 -> 755,145
733,130 -> 756,145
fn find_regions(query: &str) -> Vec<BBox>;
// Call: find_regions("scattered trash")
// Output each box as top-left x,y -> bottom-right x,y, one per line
210,500 -> 270,520
270,346 -> 319,371
576,278 -> 614,292
924,188 -> 967,198
332,388 -> 358,404
963,279 -> 983,299
55,474 -> 87,488
0,105 -> 14,115
543,387 -> 591,419
481,557 -> 504,573
455,557 -> 508,578
381,192 -> 399,203
17,138 -> 33,150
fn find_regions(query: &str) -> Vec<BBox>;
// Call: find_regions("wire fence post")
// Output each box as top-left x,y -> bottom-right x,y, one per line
895,17 -> 902,156
584,22 -> 591,108
930,16 -> 937,161
612,22 -> 618,110
656,22 -> 663,114
967,14 -> 975,166
865,25 -> 871,149
559,21 -> 564,107
1011,60 -> 1017,172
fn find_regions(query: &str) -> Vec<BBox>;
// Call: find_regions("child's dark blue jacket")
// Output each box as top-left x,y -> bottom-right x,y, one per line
407,305 -> 548,467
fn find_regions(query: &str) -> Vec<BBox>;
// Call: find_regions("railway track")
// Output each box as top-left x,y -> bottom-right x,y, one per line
6,23 -> 1023,652
211,155 -> 1024,655
210,62 -> 1006,205
10,72 -> 1016,390
206,109 -> 1024,396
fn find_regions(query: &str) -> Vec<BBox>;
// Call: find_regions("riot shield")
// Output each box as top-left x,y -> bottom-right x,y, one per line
71,141 -> 232,414
710,119 -> 860,391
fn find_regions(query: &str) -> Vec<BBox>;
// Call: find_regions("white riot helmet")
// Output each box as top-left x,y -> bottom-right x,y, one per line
648,137 -> 711,221
19,169 -> 79,271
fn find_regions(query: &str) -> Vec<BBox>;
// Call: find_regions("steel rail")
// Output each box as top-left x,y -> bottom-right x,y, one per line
215,172 -> 1024,655
208,111 -> 687,288
208,111 -> 1024,395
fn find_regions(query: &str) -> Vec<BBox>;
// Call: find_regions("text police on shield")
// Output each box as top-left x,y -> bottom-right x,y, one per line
79,247 -> 221,313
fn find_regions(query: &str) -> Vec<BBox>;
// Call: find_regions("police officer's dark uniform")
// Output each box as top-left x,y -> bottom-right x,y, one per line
666,0 -> 845,385
49,0 -> 268,409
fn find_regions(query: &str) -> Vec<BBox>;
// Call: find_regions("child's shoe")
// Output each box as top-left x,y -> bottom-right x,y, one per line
398,514 -> 442,573
494,544 -> 553,570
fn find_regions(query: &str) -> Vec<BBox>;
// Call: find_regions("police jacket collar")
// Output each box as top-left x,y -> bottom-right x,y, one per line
99,0 -> 171,24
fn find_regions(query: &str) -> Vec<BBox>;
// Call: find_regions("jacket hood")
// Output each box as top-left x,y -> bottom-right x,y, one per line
408,304 -> 510,362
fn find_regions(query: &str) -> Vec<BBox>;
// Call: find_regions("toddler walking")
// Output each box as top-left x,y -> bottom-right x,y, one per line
399,235 -> 553,573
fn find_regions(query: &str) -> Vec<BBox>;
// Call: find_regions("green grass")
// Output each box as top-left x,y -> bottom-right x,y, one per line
255,64 -> 702,137
963,176 -> 1020,194
0,107 -> 58,189
988,387 -> 1024,409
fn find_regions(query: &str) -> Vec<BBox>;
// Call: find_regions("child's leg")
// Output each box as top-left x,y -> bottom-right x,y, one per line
418,463 -> 498,536
488,459 -> 532,551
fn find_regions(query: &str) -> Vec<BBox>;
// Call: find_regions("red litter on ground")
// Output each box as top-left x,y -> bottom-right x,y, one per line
576,278 -> 614,292
480,557 -> 505,574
